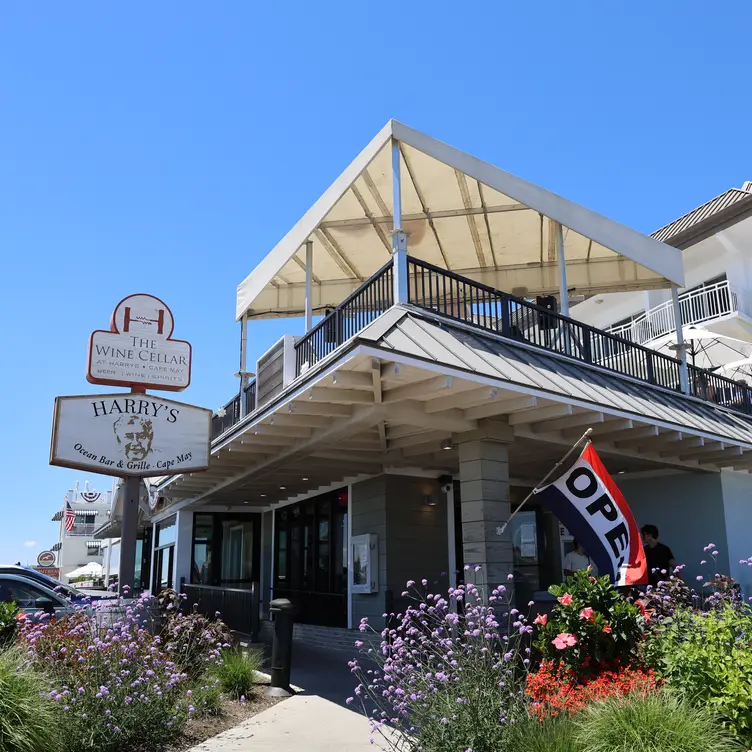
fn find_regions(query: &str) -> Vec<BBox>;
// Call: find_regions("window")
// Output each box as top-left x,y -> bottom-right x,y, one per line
0,578 -> 59,608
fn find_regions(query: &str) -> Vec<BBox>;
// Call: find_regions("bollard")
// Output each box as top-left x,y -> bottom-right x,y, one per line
264,598 -> 296,697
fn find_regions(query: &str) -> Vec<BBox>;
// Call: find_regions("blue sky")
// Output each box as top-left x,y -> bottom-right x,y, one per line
1,2 -> 750,564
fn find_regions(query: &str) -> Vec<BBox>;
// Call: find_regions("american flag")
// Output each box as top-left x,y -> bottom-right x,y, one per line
64,502 -> 76,533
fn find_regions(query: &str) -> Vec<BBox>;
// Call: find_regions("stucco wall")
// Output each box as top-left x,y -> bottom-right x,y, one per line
618,472 -> 728,585
720,470 -> 752,596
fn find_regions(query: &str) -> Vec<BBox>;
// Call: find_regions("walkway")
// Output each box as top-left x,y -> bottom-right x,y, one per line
188,642 -> 385,751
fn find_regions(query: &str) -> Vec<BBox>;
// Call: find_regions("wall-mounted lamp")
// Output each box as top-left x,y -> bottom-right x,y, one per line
423,494 -> 438,507
441,438 -> 453,450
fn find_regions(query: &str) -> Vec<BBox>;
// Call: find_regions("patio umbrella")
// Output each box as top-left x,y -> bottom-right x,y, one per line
656,325 -> 752,378
65,562 -> 103,580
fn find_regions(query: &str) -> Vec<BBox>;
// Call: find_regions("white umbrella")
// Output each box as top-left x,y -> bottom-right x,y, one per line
65,562 -> 103,580
657,325 -> 752,377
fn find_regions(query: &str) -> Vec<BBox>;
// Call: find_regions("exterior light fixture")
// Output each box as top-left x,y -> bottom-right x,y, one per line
302,476 -> 309,481
441,438 -> 453,450
280,486 -> 286,490
423,495 -> 438,507
260,494 -> 267,498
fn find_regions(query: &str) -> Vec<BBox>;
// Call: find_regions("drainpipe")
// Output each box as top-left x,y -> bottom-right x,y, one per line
391,138 -> 408,305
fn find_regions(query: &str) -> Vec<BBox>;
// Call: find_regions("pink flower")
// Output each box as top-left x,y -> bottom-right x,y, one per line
533,614 -> 548,626
552,632 -> 577,650
557,593 -> 573,606
578,607 -> 595,622
602,622 -> 612,634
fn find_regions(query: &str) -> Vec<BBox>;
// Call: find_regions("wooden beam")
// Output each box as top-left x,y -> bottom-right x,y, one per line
464,395 -> 537,420
287,402 -> 353,417
532,411 -> 603,434
678,442 -> 727,461
657,436 -> 704,455
425,386 -> 501,413
331,371 -> 374,389
386,401 -> 476,433
388,430 -> 448,451
306,387 -> 374,404
608,426 -> 662,447
266,413 -> 330,428
383,375 -> 454,403
509,404 -> 572,426
562,419 -> 633,441
251,425 -> 312,439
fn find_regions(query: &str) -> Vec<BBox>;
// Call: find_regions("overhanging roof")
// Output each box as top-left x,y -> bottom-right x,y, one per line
237,120 -> 685,320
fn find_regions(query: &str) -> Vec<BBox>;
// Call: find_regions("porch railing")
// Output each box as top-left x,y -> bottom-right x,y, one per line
607,280 -> 751,346
406,257 -> 684,393
688,364 -> 752,415
294,260 -> 394,376
180,581 -> 260,641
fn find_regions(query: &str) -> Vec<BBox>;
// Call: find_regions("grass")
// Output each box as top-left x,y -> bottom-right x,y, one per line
0,646 -> 61,752
576,692 -> 743,752
214,648 -> 263,700
505,713 -> 577,752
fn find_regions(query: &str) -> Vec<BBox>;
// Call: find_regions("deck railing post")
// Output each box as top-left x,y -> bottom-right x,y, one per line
672,285 -> 690,395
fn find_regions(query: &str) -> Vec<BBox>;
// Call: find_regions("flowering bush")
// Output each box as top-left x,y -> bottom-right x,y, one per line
349,572 -> 532,752
526,659 -> 658,718
534,570 -> 647,675
19,593 -> 197,751
157,589 -> 232,680
0,602 -> 19,648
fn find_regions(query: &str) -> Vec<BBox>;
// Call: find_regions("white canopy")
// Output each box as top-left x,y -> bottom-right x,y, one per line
236,120 -> 685,321
65,562 -> 103,580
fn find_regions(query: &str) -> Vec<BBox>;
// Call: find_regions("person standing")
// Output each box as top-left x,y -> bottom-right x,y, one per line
640,524 -> 677,586
563,540 -> 596,579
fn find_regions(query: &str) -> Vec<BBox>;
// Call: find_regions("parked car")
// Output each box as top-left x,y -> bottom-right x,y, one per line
0,565 -> 115,603
0,572 -> 76,621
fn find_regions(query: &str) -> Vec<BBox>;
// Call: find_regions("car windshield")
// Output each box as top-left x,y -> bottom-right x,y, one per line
27,569 -> 85,598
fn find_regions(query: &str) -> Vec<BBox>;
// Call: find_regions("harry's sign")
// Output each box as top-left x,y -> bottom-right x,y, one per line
50,394 -> 211,478
87,294 -> 192,391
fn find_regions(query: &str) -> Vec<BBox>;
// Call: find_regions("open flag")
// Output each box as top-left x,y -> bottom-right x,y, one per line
534,442 -> 648,586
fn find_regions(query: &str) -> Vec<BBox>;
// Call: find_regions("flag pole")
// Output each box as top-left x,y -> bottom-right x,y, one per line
497,427 -> 594,536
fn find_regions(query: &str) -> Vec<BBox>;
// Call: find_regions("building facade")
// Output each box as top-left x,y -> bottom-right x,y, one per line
50,482 -> 113,581
138,122 -> 752,638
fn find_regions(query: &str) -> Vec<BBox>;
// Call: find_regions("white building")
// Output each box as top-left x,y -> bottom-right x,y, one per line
50,481 -> 113,581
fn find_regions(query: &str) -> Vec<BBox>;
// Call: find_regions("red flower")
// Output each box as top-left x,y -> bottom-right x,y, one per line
533,613 -> 548,626
636,601 -> 651,622
579,607 -> 595,622
558,593 -> 573,606
602,622 -> 612,634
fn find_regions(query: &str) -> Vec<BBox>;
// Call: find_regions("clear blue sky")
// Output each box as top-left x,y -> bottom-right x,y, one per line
1,2 -> 750,565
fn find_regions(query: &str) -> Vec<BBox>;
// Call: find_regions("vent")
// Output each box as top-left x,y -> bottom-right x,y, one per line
255,335 -> 297,408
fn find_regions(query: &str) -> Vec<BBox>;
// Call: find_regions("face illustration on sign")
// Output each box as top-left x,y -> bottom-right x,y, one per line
113,415 -> 155,460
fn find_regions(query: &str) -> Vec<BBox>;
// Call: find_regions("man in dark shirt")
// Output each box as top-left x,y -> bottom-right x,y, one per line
641,524 -> 677,586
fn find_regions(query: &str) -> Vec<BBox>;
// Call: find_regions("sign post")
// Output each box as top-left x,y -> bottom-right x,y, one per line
51,293 -> 208,594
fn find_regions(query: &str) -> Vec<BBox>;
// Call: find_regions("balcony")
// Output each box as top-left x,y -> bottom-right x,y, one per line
209,258 -> 752,443
67,523 -> 97,537
607,280 -> 752,347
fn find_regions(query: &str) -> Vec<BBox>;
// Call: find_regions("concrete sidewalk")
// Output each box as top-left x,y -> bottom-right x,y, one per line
188,642 -> 386,751
187,694 -> 381,751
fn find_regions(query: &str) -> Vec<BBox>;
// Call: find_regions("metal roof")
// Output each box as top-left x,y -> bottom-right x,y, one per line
236,120 -> 685,320
652,183 -> 752,244
359,307 -> 752,446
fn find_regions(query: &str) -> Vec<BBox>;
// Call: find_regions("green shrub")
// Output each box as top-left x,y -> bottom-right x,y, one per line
189,675 -> 224,717
506,714 -> 577,752
0,647 -> 61,752
214,648 -> 262,699
576,692 -> 742,752
0,603 -> 19,649
656,605 -> 752,745
534,570 -> 647,676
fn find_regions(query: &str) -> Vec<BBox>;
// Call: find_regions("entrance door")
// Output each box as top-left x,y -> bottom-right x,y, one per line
227,526 -> 244,582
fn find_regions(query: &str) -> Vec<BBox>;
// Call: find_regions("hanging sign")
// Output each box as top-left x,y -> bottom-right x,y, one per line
37,551 -> 56,567
87,294 -> 192,391
50,393 -> 211,478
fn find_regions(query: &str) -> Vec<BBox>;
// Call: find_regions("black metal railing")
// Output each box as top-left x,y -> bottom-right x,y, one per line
688,365 -> 752,415
407,256 -> 685,393
211,394 -> 241,440
181,582 -> 260,641
243,379 -> 256,416
294,260 -> 394,376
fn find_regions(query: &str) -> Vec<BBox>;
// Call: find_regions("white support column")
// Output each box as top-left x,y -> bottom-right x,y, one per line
555,221 -> 569,316
672,285 -> 690,394
391,138 -> 408,305
305,239 -> 314,332
239,313 -> 249,417
173,510 -> 195,590
446,481 -> 457,594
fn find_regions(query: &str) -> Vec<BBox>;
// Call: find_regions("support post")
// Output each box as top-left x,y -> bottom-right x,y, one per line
265,598 -> 296,697
555,221 -> 568,316
672,285 -> 690,394
305,240 -> 314,332
239,313 -> 249,417
391,138 -> 408,305
118,475 -> 140,594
